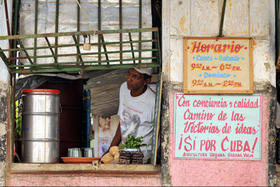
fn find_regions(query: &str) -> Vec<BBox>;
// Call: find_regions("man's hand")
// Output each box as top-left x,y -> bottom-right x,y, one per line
101,123 -> 121,159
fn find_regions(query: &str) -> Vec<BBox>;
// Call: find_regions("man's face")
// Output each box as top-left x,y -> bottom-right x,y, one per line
126,68 -> 146,92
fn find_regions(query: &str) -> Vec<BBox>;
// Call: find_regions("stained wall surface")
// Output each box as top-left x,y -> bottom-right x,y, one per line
6,173 -> 161,186
0,0 -> 11,84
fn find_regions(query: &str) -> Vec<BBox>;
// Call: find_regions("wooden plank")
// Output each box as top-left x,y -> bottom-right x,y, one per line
10,163 -> 161,173
152,73 -> 163,165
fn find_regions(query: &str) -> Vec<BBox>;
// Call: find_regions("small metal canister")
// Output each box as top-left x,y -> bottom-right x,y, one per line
83,148 -> 94,157
68,148 -> 82,157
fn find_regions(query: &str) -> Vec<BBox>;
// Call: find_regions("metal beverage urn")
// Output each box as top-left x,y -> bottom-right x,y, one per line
22,89 -> 60,163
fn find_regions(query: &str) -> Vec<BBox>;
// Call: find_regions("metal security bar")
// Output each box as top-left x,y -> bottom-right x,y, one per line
0,27 -> 161,74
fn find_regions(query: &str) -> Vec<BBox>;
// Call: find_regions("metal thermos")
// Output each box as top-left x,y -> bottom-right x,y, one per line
22,89 -> 60,163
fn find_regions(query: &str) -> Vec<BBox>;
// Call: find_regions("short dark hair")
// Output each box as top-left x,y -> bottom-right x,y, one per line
143,74 -> 152,80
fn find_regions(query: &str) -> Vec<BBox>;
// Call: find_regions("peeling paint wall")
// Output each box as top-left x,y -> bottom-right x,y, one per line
0,0 -> 12,186
0,0 -> 11,84
0,82 -> 9,186
161,0 -> 276,186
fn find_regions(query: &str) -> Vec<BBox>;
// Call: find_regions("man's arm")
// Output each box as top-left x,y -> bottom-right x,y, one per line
109,123 -> 121,147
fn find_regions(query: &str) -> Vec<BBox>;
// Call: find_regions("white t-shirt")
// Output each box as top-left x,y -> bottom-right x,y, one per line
118,82 -> 156,163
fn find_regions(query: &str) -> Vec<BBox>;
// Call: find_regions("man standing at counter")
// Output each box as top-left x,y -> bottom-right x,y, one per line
107,68 -> 156,164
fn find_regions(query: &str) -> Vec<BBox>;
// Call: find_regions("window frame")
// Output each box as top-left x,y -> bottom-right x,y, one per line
3,0 -> 162,172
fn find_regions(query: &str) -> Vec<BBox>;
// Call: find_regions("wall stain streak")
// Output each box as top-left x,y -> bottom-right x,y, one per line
160,81 -> 172,186
179,16 -> 188,33
0,96 -> 7,124
254,86 -> 277,186
0,134 -> 6,162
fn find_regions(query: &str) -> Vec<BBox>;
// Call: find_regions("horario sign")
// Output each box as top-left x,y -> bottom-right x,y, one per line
183,37 -> 253,94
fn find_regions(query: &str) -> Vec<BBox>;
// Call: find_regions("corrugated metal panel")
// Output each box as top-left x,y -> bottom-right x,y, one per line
84,69 -> 127,117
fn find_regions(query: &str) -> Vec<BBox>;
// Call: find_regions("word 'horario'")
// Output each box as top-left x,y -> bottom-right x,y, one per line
190,41 -> 245,54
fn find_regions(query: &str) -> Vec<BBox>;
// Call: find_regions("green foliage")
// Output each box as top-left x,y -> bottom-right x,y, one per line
120,135 -> 147,151
15,100 -> 22,138
15,116 -> 21,137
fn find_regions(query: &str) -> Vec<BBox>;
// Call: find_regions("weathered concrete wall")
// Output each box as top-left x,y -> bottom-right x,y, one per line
7,173 -> 161,186
0,0 -> 12,186
161,0 -> 276,186
0,82 -> 8,186
0,0 -> 11,84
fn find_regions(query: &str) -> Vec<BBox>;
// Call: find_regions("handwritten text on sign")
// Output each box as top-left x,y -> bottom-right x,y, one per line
183,38 -> 253,94
174,94 -> 261,160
